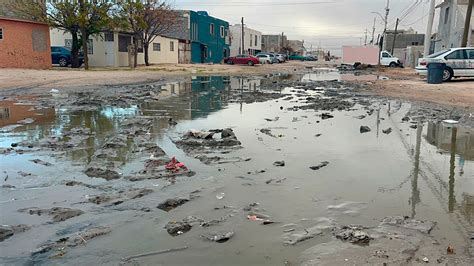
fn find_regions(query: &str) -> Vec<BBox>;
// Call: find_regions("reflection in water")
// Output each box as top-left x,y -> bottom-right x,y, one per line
449,127 -> 457,213
0,100 -> 56,127
410,122 -> 422,218
425,122 -> 474,160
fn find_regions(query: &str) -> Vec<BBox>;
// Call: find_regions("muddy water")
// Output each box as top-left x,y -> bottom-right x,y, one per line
0,74 -> 473,265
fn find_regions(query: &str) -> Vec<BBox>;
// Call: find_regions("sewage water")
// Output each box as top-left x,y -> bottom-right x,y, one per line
0,75 -> 472,265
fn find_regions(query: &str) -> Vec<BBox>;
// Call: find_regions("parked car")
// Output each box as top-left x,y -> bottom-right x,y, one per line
274,53 -> 286,63
51,46 -> 84,67
289,54 -> 307,61
256,54 -> 273,64
305,55 -> 318,61
225,54 -> 259,66
256,53 -> 279,64
415,47 -> 474,81
380,50 -> 401,67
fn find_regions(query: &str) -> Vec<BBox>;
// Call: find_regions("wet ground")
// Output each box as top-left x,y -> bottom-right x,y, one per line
0,70 -> 473,265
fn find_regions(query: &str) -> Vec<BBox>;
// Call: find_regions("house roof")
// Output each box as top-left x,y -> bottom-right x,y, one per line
0,16 -> 48,26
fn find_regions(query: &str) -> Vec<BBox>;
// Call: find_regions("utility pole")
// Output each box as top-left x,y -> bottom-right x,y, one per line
281,32 -> 284,52
424,0 -> 436,56
241,17 -> 245,54
391,18 -> 399,54
461,0 -> 473,47
382,0 -> 390,49
371,17 -> 376,45
364,29 -> 368,45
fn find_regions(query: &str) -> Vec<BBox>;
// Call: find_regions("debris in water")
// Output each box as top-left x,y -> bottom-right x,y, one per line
200,231 -> 234,243
165,157 -> 187,172
84,167 -> 120,181
273,161 -> 285,167
310,161 -> 329,170
157,198 -> 189,212
382,128 -> 392,134
165,221 -> 192,236
216,193 -> 225,200
30,159 -> 53,166
360,126 -> 371,133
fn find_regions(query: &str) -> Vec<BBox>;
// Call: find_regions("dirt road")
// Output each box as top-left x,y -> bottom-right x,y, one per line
1,63 -> 473,108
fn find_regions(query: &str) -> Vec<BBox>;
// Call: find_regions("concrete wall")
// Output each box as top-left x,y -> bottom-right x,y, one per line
435,0 -> 474,51
383,33 -> 425,52
393,46 -> 424,68
229,25 -> 262,56
0,18 -> 51,69
51,29 -> 178,67
262,34 -> 287,53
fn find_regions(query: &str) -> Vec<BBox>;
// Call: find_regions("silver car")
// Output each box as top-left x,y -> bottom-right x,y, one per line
256,54 -> 273,64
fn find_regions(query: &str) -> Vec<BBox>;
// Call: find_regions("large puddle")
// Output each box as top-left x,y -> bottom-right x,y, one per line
0,74 -> 473,265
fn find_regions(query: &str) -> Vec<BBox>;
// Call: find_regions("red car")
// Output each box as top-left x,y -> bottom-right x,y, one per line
225,54 -> 259,66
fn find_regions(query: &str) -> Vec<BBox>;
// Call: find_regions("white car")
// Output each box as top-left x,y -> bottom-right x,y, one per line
415,47 -> 474,81
256,54 -> 273,64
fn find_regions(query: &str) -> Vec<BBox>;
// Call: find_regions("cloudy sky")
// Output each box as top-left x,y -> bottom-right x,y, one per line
175,0 -> 440,54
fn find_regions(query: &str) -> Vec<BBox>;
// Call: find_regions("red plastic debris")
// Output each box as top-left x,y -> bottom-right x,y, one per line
166,157 -> 187,172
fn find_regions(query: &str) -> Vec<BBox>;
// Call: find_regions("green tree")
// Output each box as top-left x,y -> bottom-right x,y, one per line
119,0 -> 177,66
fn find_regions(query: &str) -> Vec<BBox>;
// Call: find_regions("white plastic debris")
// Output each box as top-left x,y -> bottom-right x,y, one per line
216,193 -> 225,200
442,119 -> 459,124
422,257 -> 429,263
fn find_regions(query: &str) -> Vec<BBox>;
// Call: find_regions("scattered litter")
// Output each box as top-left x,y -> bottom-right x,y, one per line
422,257 -> 429,263
166,157 -> 188,172
122,246 -> 188,262
321,113 -> 334,120
216,193 -> 225,200
30,159 -> 53,166
447,245 -> 455,254
157,198 -> 189,212
442,119 -> 459,124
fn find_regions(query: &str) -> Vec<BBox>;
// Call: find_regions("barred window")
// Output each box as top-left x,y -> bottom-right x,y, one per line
153,43 -> 161,51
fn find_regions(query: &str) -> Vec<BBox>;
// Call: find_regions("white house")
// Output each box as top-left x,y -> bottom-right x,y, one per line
229,24 -> 262,56
434,0 -> 474,51
50,29 -> 179,67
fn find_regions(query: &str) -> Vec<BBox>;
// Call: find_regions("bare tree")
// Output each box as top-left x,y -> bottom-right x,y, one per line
119,0 -> 178,66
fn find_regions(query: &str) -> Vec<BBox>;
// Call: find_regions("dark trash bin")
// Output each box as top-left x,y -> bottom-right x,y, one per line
427,62 -> 445,84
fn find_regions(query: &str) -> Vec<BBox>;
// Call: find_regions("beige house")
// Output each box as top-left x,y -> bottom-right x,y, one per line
50,29 -> 179,67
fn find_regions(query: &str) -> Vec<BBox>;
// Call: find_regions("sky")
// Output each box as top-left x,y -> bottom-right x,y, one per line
175,0 -> 441,54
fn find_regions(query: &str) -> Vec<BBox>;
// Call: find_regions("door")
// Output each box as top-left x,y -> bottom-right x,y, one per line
380,52 -> 393,66
51,47 -> 60,64
105,41 -> 115,67
444,49 -> 467,76
465,49 -> 474,76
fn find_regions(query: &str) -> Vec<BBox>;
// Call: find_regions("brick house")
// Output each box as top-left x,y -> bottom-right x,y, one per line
0,17 -> 51,69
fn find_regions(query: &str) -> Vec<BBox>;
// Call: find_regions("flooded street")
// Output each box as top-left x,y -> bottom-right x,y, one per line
0,71 -> 473,265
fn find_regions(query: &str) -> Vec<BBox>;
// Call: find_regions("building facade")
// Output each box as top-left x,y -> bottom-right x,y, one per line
383,29 -> 425,53
261,34 -> 287,53
287,40 -> 305,55
229,24 -> 262,56
50,29 -> 179,67
0,17 -> 51,69
168,11 -> 230,64
434,0 -> 474,51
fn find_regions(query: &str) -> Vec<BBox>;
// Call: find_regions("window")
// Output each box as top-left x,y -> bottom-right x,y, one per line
51,47 -> 59,53
255,35 -> 257,46
382,52 -> 390,58
104,32 -> 114,42
210,23 -> 215,35
170,41 -> 174,51
118,34 -> 131,52
467,50 -> 474,59
220,26 -> 225,38
250,34 -> 252,46
0,28 -> 3,40
153,43 -> 161,51
136,39 -> 143,53
444,7 -> 450,24
445,50 -> 466,60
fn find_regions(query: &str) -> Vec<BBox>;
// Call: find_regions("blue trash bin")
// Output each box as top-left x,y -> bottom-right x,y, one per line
427,62 -> 445,84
